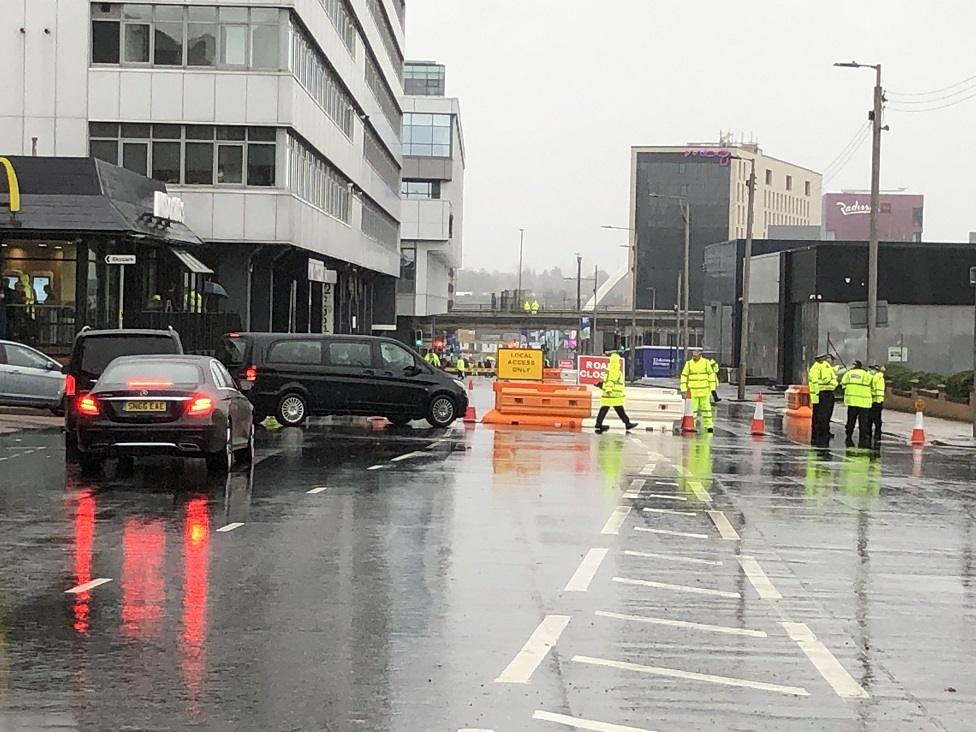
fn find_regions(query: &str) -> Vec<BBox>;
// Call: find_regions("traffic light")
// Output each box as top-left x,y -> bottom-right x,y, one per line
414,329 -> 423,347
433,338 -> 444,350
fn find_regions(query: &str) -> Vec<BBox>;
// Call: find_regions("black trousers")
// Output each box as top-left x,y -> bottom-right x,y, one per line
845,406 -> 870,445
813,391 -> 835,444
595,405 -> 631,426
865,403 -> 883,443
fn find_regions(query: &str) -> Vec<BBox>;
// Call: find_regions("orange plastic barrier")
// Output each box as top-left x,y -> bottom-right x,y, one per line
482,381 -> 593,429
785,384 -> 813,419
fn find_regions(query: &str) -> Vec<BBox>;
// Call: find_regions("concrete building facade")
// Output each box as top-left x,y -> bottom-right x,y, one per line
1,0 -> 406,335
823,191 -> 924,242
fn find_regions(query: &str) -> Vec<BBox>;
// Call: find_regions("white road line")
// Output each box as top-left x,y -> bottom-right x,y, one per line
595,610 -> 767,638
634,526 -> 708,540
65,578 -> 112,594
639,464 -> 657,476
0,457 -> 6,462
688,481 -> 712,502
495,614 -> 571,684
642,507 -> 697,517
612,576 -> 740,599
391,451 -> 426,462
650,480 -> 679,486
572,655 -> 809,696
367,465 -> 383,471
782,622 -> 869,699
216,522 -> 244,533
600,506 -> 631,535
643,492 -> 687,501
628,479 -> 645,492
707,510 -> 740,540
306,486 -> 329,494
564,548 -> 609,592
737,556 -> 782,599
533,710 -> 655,732
623,550 -> 722,566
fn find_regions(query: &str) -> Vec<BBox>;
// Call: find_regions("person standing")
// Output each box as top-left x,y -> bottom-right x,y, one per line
680,347 -> 714,433
707,354 -> 721,403
841,360 -> 873,447
867,364 -> 885,447
595,351 -> 639,433
424,349 -> 441,368
808,353 -> 839,446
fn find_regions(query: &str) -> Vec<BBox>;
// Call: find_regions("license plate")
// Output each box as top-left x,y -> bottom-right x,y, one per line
123,400 -> 167,413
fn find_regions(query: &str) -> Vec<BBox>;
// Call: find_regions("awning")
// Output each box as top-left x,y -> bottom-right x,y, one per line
171,247 -> 213,274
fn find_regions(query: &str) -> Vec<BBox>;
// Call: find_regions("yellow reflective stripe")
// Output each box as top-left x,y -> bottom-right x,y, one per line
0,157 -> 20,213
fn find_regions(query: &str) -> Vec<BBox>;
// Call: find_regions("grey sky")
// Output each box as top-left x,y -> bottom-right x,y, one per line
404,0 -> 976,273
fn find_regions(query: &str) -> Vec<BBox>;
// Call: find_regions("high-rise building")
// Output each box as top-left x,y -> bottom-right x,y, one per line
629,142 -> 822,313
823,191 -> 924,242
397,60 -> 464,334
1,0 -> 406,334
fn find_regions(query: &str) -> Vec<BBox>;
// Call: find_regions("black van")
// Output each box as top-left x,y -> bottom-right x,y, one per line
215,333 -> 468,428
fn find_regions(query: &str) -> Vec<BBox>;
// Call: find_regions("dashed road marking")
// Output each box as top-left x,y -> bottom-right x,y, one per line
65,578 -> 112,594
391,451 -> 426,462
533,710 -> 655,732
783,622 -> 869,699
642,507 -> 697,517
634,526 -> 708,540
596,610 -> 767,638
707,510 -> 740,540
572,655 -> 809,696
564,548 -> 609,592
495,615 -> 571,684
600,506 -> 631,535
367,465 -> 383,471
306,486 -> 329,494
737,556 -> 782,599
642,492 -> 687,501
639,464 -> 657,476
623,549 -> 722,566
612,576 -> 740,599
628,479 -> 646,492
216,522 -> 244,533
650,480 -> 679,486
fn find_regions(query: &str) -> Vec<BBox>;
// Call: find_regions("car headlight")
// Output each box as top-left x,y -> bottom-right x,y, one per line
453,379 -> 466,389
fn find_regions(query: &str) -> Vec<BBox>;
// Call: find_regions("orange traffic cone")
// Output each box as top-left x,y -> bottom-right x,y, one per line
467,378 -> 474,391
910,405 -> 926,445
680,396 -> 697,433
463,405 -> 478,424
368,416 -> 387,430
750,393 -> 766,436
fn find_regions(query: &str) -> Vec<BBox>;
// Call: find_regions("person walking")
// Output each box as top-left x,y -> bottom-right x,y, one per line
841,360 -> 873,447
594,350 -> 638,433
456,353 -> 467,380
867,364 -> 885,447
808,353 -> 839,446
424,349 -> 441,368
680,347 -> 715,433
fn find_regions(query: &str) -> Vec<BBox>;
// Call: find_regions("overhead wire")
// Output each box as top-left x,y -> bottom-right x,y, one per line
887,87 -> 976,113
821,121 -> 871,176
823,123 -> 871,182
887,73 -> 976,98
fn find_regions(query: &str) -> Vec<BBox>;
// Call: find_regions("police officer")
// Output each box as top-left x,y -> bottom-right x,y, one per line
456,353 -> 467,380
840,360 -> 873,447
808,353 -> 839,446
867,364 -> 885,447
680,347 -> 715,433
424,349 -> 441,368
595,350 -> 638,433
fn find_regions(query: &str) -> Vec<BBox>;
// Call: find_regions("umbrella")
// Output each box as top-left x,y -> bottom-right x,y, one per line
203,281 -> 228,298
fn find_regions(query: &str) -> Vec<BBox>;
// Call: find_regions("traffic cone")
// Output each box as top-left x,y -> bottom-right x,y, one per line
680,396 -> 697,433
467,378 -> 474,391
368,416 -> 386,430
750,393 -> 766,436
910,406 -> 926,445
463,405 -> 478,424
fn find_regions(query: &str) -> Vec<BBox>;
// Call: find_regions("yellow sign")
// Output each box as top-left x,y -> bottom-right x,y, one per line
0,157 -> 20,213
497,348 -> 544,381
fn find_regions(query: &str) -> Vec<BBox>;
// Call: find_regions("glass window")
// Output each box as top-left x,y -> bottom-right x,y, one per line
326,341 -> 372,368
250,23 -> 279,69
151,141 -> 180,184
381,342 -> 415,371
123,4 -> 152,20
251,8 -> 279,23
185,143 -> 214,184
154,22 -> 183,65
90,140 -> 118,165
123,23 -> 151,63
99,360 -> 202,387
247,144 -> 275,186
92,21 -> 121,63
219,7 -> 248,22
804,180 -> 811,196
187,22 -> 217,65
121,123 -> 150,138
217,145 -> 244,183
765,169 -> 773,185
186,125 -> 215,140
152,123 -> 180,139
122,142 -> 148,175
6,344 -> 52,370
154,6 -> 183,22
220,24 -> 247,65
90,122 -> 119,137
267,340 -> 323,365
218,126 -> 246,141
248,126 -> 276,142
398,246 -> 415,293
188,7 -> 217,21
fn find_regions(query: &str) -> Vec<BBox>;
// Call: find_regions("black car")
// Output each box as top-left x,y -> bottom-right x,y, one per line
215,333 -> 468,428
63,327 -> 184,437
74,355 -> 254,473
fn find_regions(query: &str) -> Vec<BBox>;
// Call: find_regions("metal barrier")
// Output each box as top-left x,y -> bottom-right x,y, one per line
582,386 -> 683,432
785,385 -> 813,419
482,381 -> 593,429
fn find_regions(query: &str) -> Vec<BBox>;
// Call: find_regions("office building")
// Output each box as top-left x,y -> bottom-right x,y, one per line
1,0 -> 406,334
629,141 -> 822,315
823,191 -> 924,242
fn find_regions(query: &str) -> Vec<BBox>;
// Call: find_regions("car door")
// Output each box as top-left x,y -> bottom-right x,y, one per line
211,360 -> 250,447
322,339 -> 378,414
263,338 -> 327,413
4,343 -> 62,406
373,341 -> 429,416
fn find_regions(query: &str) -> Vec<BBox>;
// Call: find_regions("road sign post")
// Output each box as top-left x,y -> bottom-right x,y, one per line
105,255 -> 137,329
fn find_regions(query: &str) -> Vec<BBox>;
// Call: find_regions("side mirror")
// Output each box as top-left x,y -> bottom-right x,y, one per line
60,364 -> 69,374
47,361 -> 61,371
404,364 -> 422,377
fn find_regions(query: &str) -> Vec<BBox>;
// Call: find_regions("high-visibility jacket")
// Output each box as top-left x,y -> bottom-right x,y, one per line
523,301 -> 532,313
871,370 -> 885,404
808,361 -> 839,405
680,357 -> 713,397
456,357 -> 467,373
425,352 -> 441,367
841,368 -> 873,409
530,299 -> 540,314
600,353 -> 626,407
707,358 -> 719,380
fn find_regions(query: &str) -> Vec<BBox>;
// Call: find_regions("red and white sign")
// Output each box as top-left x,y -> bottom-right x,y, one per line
558,359 -> 574,369
576,355 -> 622,386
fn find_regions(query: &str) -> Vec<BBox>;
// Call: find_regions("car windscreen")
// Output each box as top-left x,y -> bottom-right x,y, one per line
78,336 -> 180,378
98,361 -> 203,389
215,336 -> 248,367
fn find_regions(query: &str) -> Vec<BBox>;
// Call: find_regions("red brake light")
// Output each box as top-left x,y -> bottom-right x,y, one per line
65,374 -> 76,397
244,365 -> 257,382
77,394 -> 100,416
186,395 -> 215,416
126,379 -> 173,389
228,332 -> 240,338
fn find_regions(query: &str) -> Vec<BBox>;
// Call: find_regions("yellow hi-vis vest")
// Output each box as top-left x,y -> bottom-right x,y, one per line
871,371 -> 885,404
680,358 -> 713,397
841,368 -> 873,409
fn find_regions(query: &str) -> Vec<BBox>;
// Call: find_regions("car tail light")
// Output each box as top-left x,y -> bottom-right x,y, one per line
77,394 -> 100,416
244,365 -> 257,382
126,379 -> 173,389
65,374 -> 76,397
186,395 -> 215,417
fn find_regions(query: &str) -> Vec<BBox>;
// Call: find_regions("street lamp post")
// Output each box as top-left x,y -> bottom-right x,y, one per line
516,228 -> 525,308
732,156 -> 757,400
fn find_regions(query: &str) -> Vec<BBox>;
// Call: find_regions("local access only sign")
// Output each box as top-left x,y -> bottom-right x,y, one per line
497,348 -> 544,381
577,354 -> 623,386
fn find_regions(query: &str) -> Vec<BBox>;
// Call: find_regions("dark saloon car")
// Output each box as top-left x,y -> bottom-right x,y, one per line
74,355 -> 254,472
215,333 -> 468,428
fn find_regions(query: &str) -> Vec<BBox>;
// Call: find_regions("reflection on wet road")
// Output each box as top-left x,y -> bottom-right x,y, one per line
1,399 -> 976,730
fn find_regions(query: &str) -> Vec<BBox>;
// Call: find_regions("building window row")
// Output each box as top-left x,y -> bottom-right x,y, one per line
401,180 -> 441,199
401,113 -> 451,157
364,48 -> 403,133
289,19 -> 355,138
363,125 -> 401,193
398,243 -> 415,293
404,63 -> 445,96
361,197 -> 400,251
319,0 -> 357,58
286,134 -> 352,224
89,122 -> 276,186
91,4 -> 280,69
365,0 -> 403,83
762,167 -> 813,197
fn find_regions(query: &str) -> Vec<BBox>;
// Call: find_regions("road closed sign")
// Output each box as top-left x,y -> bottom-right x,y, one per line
497,348 -> 544,381
577,355 -> 623,386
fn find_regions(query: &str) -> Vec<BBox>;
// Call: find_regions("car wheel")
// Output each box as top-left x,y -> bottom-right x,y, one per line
276,393 -> 308,427
235,422 -> 255,464
206,424 -> 234,473
426,395 -> 457,428
389,416 -> 412,427
79,453 -> 103,473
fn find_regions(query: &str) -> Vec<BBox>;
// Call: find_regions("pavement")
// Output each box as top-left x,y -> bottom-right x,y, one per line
1,380 -> 976,730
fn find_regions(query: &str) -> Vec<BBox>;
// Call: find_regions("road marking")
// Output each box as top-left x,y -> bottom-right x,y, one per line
707,510 -> 740,540
612,576 -> 740,599
596,610 -> 767,638
623,549 -> 722,566
367,465 -> 383,471
216,522 -> 244,533
65,578 -> 112,594
564,548 -> 609,592
0,457 -> 6,462
642,507 -> 697,517
391,451 -> 426,462
651,480 -> 679,486
306,486 -> 329,494
495,614 -> 571,684
572,655 -> 809,696
782,622 -> 869,699
628,479 -> 645,492
533,710 -> 655,732
634,526 -> 708,539
643,492 -> 687,501
688,481 -> 712,502
737,556 -> 782,599
600,506 -> 631,535
639,464 -> 657,476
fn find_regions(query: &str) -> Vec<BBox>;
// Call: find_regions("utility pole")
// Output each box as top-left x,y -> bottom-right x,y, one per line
867,64 -> 883,365
592,265 -> 599,355
629,230 -> 638,382
517,228 -> 525,307
676,271 -> 682,359
737,157 -> 757,400
682,202 -> 690,364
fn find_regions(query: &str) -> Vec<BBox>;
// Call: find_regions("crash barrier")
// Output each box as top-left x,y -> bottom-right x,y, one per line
543,368 -> 580,384
582,387 -> 684,433
481,381 -> 593,429
785,385 -> 813,419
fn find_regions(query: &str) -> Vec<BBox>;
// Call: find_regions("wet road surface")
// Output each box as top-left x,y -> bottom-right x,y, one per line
2,392 -> 976,731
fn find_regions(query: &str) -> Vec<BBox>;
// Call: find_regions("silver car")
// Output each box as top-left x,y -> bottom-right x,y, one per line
0,340 -> 65,413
